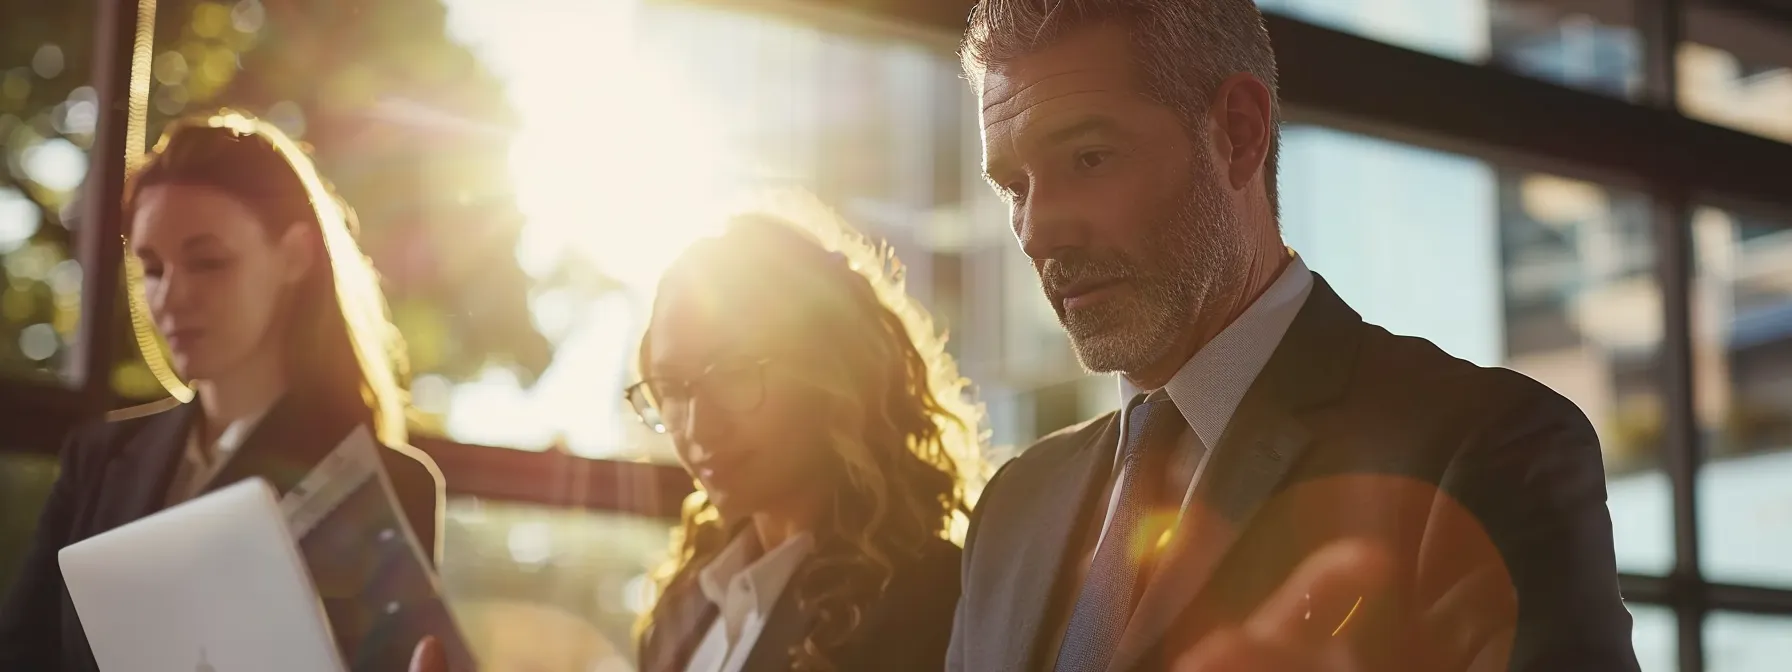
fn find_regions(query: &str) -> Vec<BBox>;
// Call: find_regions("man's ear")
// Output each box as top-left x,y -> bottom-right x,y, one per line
1206,72 -> 1275,192
275,223 -> 320,286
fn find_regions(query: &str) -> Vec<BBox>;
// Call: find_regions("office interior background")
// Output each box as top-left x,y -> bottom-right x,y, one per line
2,0 -> 1791,669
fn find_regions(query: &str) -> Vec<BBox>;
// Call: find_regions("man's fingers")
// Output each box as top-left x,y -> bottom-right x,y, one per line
1174,627 -> 1348,672
1245,539 -> 1395,645
1173,628 -> 1272,672
409,635 -> 445,672
1422,563 -> 1516,670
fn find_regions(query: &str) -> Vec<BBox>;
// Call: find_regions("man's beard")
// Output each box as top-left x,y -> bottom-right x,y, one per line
1040,163 -> 1244,375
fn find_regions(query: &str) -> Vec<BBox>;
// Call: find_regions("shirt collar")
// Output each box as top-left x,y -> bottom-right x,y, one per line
697,530 -> 815,614
1119,250 -> 1314,448
186,400 -> 277,463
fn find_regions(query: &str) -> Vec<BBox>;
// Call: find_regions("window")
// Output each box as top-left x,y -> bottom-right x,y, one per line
1692,205 -> 1792,589
12,1 -> 1792,670
1278,124 -> 1671,575
1628,603 -> 1678,672
1705,612 -> 1792,671
122,0 -> 548,413
0,0 -> 95,386
439,498 -> 671,671
429,0 -> 1002,461
1680,4 -> 1792,144
1258,0 -> 1641,99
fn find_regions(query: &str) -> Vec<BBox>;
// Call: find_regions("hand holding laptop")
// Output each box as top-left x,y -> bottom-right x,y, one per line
60,426 -> 476,672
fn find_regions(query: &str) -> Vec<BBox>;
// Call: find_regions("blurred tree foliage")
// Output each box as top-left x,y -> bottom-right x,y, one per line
0,0 -> 92,385
1,0 -> 553,429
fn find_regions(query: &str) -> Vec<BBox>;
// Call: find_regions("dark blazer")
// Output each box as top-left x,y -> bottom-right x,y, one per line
949,276 -> 1639,672
639,535 -> 962,672
0,394 -> 445,672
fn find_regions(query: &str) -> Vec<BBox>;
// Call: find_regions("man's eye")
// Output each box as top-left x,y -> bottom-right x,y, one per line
1075,150 -> 1110,170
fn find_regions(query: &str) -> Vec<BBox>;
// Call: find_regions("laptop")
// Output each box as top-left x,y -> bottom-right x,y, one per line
59,478 -> 348,672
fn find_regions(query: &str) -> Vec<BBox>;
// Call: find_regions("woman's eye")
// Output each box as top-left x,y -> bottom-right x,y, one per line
656,383 -> 692,403
1003,181 -> 1028,204
190,257 -> 230,272
140,264 -> 164,279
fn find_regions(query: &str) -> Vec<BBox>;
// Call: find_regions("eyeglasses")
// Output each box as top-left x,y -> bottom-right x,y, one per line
624,357 -> 772,434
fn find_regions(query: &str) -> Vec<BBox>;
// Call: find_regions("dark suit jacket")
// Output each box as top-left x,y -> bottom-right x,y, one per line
0,394 -> 445,672
639,535 -> 962,672
948,276 -> 1639,672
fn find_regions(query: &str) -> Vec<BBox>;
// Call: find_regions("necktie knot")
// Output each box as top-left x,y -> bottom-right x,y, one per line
1122,396 -> 1182,462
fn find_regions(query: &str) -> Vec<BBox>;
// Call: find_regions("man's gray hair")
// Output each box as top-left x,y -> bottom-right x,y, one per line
960,0 -> 1282,213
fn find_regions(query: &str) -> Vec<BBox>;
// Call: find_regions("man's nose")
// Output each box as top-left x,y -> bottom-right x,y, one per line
1015,190 -> 1091,262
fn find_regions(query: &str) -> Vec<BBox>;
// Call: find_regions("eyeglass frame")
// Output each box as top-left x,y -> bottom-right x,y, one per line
623,356 -> 775,434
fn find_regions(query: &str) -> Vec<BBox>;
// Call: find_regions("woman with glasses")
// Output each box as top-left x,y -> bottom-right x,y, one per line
624,202 -> 985,672
0,111 -> 444,672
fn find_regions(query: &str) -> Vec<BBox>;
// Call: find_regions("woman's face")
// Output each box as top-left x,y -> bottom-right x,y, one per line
645,275 -> 836,521
130,184 -> 312,382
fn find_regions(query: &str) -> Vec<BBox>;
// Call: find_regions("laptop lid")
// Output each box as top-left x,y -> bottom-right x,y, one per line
59,477 -> 347,672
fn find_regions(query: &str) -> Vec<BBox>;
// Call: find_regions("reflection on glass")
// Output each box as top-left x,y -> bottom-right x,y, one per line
1257,0 -> 1640,98
1692,206 -> 1792,588
1500,173 -> 1669,576
1626,603 -> 1676,672
1706,612 -> 1792,671
439,498 -> 671,672
1278,124 -> 1671,576
1680,6 -> 1792,143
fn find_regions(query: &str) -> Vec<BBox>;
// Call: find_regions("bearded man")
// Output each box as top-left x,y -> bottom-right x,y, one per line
947,1 -> 1641,671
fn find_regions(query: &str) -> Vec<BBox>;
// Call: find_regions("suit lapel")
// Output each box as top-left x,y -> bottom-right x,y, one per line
640,585 -> 717,672
1108,275 -> 1364,672
999,414 -> 1121,671
204,394 -> 358,497
739,575 -> 812,672
93,402 -> 195,531
1108,403 -> 1312,671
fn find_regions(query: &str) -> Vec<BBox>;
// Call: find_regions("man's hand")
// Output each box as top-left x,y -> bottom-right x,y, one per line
408,636 -> 446,672
1174,540 -> 1393,671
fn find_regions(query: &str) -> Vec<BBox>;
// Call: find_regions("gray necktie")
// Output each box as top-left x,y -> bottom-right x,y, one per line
1054,395 -> 1186,672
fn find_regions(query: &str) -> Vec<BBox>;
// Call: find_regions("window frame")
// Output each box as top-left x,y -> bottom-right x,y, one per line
7,2 -> 1792,671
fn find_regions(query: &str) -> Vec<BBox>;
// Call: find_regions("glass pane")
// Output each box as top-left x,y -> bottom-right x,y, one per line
1627,603 -> 1677,672
1692,206 -> 1792,588
1,0 -> 95,385
432,0 -> 989,460
1680,5 -> 1792,143
0,453 -> 59,592
1278,124 -> 1671,575
1498,171 -> 1668,576
1258,0 -> 1641,99
439,498 -> 671,672
123,0 -> 561,416
1706,612 -> 1792,672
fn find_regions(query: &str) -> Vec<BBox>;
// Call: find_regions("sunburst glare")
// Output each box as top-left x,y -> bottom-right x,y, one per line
443,0 -> 735,456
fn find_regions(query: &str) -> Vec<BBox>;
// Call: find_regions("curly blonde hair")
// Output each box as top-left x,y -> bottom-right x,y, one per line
639,194 -> 986,671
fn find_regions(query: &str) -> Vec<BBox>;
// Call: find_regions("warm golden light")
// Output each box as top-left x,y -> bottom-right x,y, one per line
495,2 -> 734,290
440,0 -> 740,456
